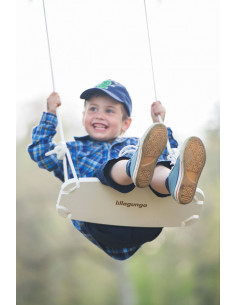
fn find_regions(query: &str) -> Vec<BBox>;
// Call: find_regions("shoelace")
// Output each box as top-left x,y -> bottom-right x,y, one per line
119,143 -> 180,166
167,148 -> 179,165
118,145 -> 138,157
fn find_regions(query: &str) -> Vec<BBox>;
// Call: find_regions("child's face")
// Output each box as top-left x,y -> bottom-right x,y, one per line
82,96 -> 132,142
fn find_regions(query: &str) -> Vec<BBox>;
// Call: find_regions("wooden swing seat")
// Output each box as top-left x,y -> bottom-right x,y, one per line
57,178 -> 205,227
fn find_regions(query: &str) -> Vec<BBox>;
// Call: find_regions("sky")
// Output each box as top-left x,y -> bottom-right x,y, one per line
16,0 -> 219,143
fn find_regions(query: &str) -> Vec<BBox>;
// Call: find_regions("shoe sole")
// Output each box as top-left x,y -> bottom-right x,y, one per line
133,123 -> 168,188
175,137 -> 206,204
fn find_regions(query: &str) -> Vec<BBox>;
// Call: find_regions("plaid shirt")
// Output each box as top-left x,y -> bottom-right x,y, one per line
28,112 -> 178,260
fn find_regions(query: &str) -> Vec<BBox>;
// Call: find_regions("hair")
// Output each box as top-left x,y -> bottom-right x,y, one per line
84,92 -> 129,121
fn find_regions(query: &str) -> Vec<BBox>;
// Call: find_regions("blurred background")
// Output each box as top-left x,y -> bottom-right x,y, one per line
16,110 -> 219,305
16,0 -> 220,304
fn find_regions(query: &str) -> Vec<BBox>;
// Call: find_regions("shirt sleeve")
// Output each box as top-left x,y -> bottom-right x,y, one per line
27,112 -> 64,181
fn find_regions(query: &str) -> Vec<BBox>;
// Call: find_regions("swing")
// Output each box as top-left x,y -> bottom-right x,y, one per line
42,0 -> 205,227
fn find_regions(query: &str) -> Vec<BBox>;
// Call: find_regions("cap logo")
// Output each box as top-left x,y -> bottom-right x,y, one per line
96,80 -> 117,90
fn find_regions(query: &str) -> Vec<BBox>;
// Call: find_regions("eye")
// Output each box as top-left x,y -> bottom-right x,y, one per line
106,108 -> 115,114
89,106 -> 97,112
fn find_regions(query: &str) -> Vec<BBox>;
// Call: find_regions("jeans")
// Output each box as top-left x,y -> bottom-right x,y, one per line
96,157 -> 172,197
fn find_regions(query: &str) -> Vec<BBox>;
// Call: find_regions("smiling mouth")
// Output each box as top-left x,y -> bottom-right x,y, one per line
92,123 -> 108,130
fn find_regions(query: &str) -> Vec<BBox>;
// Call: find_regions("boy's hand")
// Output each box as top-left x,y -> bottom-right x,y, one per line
47,92 -> 61,115
151,101 -> 166,123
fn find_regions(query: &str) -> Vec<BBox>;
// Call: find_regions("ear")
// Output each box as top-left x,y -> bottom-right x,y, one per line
82,110 -> 85,126
121,117 -> 132,133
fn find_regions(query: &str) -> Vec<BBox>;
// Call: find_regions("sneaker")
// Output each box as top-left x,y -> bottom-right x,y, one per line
128,123 -> 168,188
166,136 -> 206,204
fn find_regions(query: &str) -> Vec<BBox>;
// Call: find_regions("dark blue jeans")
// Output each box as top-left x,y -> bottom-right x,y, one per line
96,157 -> 172,197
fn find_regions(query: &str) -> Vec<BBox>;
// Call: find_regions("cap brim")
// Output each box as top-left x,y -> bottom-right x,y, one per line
80,88 -> 109,100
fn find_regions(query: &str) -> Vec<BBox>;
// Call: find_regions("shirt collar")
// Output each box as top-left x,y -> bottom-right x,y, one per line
74,135 -> 128,145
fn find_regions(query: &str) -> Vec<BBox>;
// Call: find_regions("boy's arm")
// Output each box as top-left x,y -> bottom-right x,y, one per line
27,112 -> 64,181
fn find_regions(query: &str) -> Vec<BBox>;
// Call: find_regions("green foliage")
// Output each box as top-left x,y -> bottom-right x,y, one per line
17,108 -> 219,305
126,111 -> 220,305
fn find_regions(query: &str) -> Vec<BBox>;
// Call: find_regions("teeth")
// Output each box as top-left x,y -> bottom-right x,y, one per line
93,124 -> 106,129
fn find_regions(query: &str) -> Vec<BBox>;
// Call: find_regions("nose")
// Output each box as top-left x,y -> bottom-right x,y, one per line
95,109 -> 105,120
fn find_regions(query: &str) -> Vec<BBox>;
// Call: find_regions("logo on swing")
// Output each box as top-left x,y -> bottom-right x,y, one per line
115,200 -> 147,208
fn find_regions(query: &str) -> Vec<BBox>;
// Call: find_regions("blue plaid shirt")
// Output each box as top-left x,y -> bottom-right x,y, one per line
28,112 -> 178,260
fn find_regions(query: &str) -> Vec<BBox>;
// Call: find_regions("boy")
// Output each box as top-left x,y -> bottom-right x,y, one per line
28,79 -> 206,260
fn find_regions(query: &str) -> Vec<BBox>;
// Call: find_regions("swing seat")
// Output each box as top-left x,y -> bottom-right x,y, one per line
57,178 -> 205,227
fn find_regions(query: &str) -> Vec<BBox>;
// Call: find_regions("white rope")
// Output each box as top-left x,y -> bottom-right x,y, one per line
42,0 -> 66,140
42,0 -> 55,92
42,0 -> 79,188
158,115 -> 172,151
143,0 -> 157,102
143,1 -> 179,162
